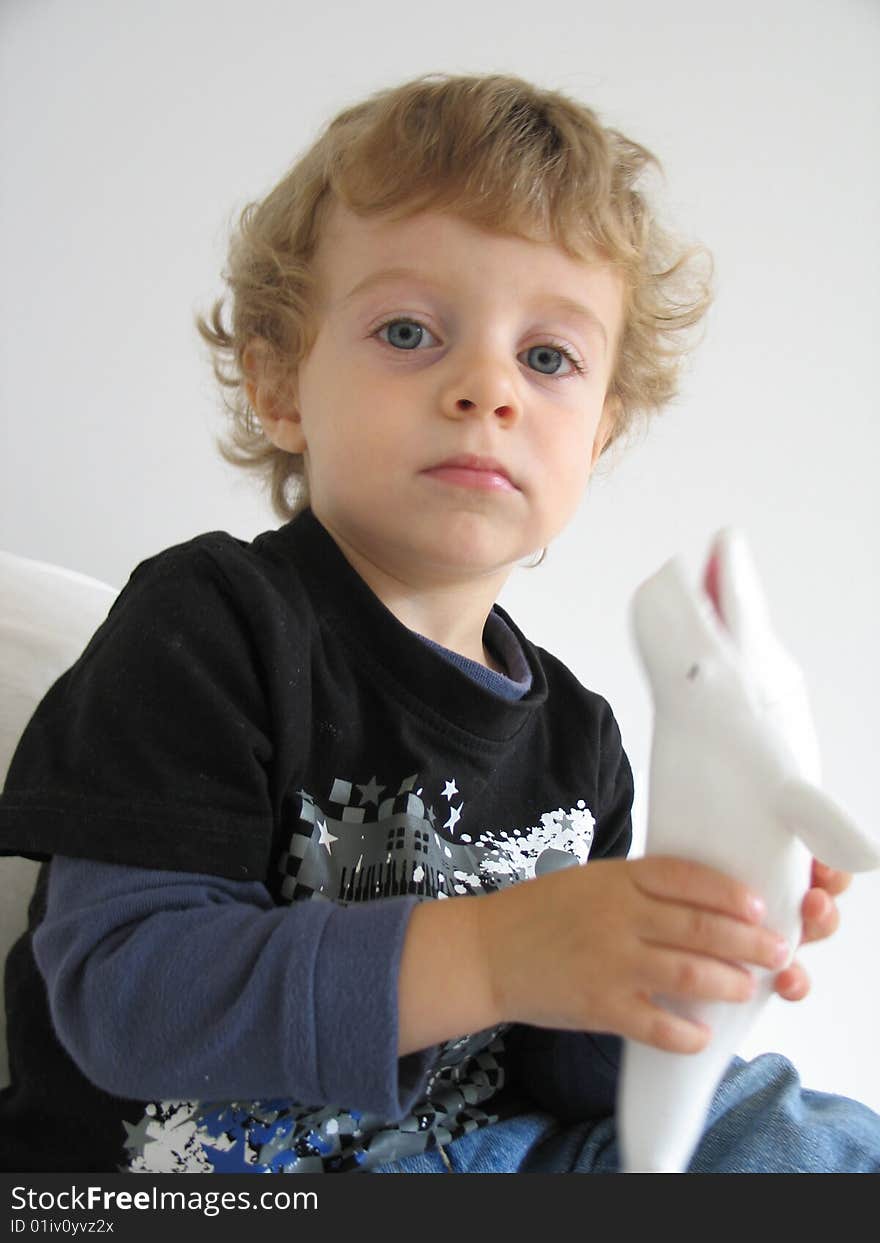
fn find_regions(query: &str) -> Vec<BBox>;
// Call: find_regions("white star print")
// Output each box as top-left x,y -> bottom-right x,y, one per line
316,819 -> 338,854
444,804 -> 462,833
442,779 -> 459,800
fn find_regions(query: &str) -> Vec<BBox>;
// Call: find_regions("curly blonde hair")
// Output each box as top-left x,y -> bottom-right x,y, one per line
195,72 -> 714,522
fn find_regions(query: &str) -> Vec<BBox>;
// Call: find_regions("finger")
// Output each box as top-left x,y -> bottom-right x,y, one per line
642,904 -> 790,972
638,947 -> 758,1005
800,889 -> 840,944
774,959 -> 810,1002
632,857 -> 765,925
623,995 -> 712,1055
811,859 -> 852,898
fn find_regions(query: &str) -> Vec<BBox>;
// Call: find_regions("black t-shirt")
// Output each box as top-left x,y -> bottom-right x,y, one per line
0,507 -> 632,1172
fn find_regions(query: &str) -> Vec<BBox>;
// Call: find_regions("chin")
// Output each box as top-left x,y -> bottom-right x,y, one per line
423,535 -> 526,576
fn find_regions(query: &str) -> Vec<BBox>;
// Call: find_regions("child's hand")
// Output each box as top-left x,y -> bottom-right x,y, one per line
478,856 -> 789,1055
772,858 -> 852,1002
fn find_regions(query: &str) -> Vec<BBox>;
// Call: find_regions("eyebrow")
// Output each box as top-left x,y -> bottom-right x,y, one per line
343,266 -> 608,353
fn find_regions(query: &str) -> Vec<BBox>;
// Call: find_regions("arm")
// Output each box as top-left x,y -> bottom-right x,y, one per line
39,844 -> 800,1120
465,856 -> 849,1055
35,854 -> 438,1116
427,858 -> 855,1056
396,848 -> 788,1060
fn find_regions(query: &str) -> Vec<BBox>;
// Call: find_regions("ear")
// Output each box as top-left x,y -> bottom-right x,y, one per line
242,337 -> 306,455
590,392 -> 621,468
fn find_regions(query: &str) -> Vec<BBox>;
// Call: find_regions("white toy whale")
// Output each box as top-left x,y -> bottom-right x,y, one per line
617,527 -> 880,1174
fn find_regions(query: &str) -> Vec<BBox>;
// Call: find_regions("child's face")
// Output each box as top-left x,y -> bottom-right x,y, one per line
252,201 -> 625,587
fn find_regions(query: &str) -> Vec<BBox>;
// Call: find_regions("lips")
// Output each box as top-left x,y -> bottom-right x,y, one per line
423,454 -> 518,491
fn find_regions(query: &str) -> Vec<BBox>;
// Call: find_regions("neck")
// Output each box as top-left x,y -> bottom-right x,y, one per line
317,517 -> 511,671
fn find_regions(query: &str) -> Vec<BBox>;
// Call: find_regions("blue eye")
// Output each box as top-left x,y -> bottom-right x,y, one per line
377,319 -> 434,350
526,344 -> 574,376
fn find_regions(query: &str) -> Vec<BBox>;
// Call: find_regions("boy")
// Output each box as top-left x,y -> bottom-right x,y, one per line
0,72 -> 877,1174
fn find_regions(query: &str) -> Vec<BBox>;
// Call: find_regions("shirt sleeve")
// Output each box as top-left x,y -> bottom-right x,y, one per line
0,541 -> 276,880
33,854 -> 439,1117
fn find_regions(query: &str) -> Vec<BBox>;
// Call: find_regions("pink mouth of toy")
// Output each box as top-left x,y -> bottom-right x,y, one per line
704,551 -> 725,626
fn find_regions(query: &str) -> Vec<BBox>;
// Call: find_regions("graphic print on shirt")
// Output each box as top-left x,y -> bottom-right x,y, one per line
276,770 -> 596,903
122,771 -> 597,1174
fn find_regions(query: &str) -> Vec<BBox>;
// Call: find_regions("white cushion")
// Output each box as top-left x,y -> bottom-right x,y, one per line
0,551 -> 118,1088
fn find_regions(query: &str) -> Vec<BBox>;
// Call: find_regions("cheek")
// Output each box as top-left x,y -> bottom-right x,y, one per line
557,459 -> 594,510
543,416 -> 597,477
550,440 -> 600,516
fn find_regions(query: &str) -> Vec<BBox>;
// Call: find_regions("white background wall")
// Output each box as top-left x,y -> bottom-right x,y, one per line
2,0 -> 878,1114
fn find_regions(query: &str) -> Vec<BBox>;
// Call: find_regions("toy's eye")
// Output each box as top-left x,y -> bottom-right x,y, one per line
686,664 -> 700,680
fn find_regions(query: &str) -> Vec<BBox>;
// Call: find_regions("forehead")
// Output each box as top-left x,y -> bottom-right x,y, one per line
313,199 -> 623,317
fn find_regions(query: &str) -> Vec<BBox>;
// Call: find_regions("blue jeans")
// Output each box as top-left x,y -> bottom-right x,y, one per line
373,1054 -> 880,1173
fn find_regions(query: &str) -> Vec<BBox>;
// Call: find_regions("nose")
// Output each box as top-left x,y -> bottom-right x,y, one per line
439,339 -> 521,424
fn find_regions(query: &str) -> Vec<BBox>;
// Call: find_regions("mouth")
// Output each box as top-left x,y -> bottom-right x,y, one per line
703,548 -> 725,628
421,454 -> 519,493
701,528 -> 773,650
